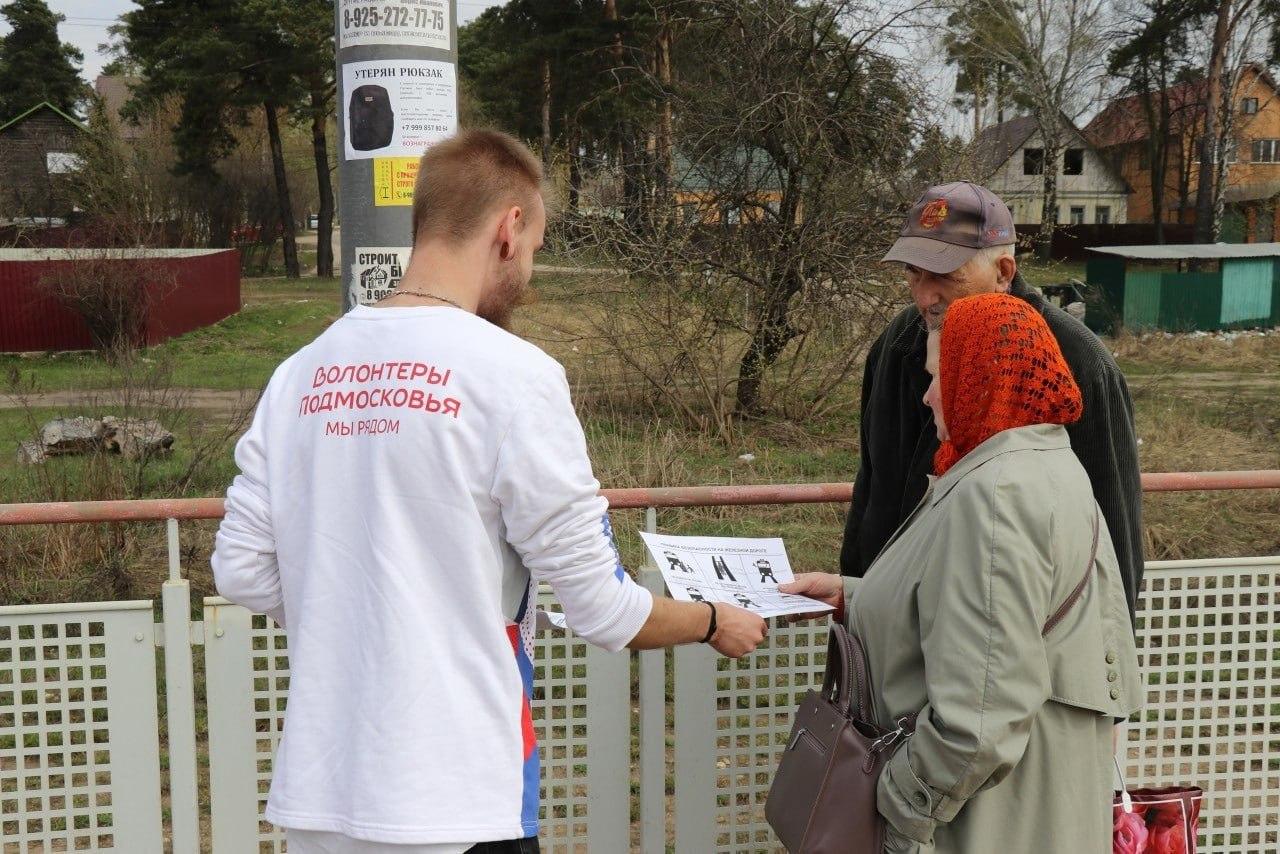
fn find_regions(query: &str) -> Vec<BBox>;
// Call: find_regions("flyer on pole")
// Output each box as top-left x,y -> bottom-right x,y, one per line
638,532 -> 834,619
343,59 -> 457,161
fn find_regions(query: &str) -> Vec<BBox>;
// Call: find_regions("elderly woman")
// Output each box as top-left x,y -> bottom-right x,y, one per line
784,293 -> 1142,853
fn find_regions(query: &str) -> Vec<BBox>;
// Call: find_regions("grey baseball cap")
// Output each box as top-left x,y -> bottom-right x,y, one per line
882,182 -> 1016,274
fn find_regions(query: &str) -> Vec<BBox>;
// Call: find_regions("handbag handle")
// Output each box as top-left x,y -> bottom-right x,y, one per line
821,624 -> 874,723
821,625 -> 855,715
1042,505 -> 1101,636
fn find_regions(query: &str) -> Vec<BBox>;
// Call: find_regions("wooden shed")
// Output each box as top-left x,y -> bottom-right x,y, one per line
0,102 -> 85,222
1084,243 -> 1280,334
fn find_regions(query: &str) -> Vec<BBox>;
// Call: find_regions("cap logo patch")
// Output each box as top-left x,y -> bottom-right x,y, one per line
919,198 -> 948,229
986,226 -> 1010,240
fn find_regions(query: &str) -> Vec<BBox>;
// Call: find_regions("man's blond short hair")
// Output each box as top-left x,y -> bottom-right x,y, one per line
412,129 -> 544,246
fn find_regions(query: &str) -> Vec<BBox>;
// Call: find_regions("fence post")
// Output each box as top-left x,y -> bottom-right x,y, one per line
638,507 -> 665,854
161,518 -> 201,854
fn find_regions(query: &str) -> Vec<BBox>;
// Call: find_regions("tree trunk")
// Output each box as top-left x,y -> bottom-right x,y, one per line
735,174 -> 804,415
606,0 -> 644,232
735,280 -> 799,416
1137,60 -> 1167,243
972,77 -> 983,138
996,64 -> 1005,124
568,126 -> 581,213
655,22 -> 673,202
1194,0 -> 1232,243
1036,132 -> 1061,262
1210,67 -> 1240,242
264,102 -> 300,279
310,87 -> 334,278
541,58 -> 553,171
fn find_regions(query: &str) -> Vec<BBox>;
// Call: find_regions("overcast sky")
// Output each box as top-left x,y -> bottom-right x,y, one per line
3,1 -> 966,135
1,1 -> 506,83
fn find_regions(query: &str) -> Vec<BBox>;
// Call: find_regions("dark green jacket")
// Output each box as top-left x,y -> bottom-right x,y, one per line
839,274 -> 1145,618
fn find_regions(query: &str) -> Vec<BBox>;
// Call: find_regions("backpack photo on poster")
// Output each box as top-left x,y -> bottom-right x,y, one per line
349,85 -> 395,151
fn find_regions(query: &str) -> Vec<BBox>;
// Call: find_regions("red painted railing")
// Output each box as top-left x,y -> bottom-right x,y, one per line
1,470 -> 1278,525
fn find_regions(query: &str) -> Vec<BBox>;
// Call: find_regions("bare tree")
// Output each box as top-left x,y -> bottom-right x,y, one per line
957,0 -> 1111,260
1106,0 -> 1207,242
1197,0 -> 1272,241
545,0 -> 939,428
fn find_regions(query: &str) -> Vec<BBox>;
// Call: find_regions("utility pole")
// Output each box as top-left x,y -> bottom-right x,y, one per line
335,0 -> 460,310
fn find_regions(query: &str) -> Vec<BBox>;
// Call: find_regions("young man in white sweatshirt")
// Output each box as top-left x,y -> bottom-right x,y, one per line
212,129 -> 767,854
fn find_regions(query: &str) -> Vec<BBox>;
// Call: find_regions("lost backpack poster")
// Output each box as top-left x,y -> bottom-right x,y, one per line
638,532 -> 834,619
344,59 -> 457,160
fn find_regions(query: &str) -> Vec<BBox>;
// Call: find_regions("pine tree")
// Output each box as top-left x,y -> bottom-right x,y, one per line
0,0 -> 86,121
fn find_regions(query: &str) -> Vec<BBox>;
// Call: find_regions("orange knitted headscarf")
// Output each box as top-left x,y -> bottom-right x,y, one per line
933,293 -> 1083,476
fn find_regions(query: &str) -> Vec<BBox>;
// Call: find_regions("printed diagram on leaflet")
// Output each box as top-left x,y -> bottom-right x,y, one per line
639,533 -> 833,619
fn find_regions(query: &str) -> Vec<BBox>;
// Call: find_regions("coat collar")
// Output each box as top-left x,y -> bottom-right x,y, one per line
930,423 -> 1071,505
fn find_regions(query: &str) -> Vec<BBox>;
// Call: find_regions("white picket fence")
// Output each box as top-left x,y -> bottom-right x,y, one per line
3,545 -> 1279,852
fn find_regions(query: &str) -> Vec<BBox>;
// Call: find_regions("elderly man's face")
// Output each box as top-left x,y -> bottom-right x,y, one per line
904,255 -> 1011,324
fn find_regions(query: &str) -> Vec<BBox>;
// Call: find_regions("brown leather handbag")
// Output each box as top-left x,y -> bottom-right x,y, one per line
765,624 -> 913,854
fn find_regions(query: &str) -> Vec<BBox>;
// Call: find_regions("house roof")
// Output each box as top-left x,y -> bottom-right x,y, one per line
1088,242 -> 1280,260
972,115 -> 1038,177
0,101 -> 86,135
1085,64 -> 1280,149
1085,80 -> 1205,149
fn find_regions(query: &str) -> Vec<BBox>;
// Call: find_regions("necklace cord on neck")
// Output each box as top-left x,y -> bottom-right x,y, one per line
382,289 -> 464,311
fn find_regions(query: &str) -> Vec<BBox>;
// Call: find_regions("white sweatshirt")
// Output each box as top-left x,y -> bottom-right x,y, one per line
212,304 -> 654,845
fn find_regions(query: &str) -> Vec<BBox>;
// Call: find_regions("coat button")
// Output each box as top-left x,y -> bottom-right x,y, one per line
1110,687 -> 1120,700
1105,651 -> 1117,664
914,792 -> 928,808
1108,671 -> 1118,682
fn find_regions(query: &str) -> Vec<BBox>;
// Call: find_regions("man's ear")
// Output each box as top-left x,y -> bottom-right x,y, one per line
997,254 -> 1017,292
496,205 -> 524,259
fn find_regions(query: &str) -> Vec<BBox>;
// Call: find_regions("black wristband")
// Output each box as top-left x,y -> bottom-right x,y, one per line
700,601 -> 718,644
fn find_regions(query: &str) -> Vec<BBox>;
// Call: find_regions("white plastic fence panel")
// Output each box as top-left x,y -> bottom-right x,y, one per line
1124,557 -> 1280,854
203,600 -> 289,854
0,601 -> 163,853
202,592 -> 631,854
674,621 -> 830,854
534,602 -> 630,854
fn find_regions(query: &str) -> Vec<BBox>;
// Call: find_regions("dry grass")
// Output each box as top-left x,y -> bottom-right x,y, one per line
1112,327 -> 1280,374
3,274 -> 1280,603
1135,383 -> 1280,561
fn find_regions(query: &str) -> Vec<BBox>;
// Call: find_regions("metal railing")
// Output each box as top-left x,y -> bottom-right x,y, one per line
2,471 -> 1279,853
3,469 -> 1279,524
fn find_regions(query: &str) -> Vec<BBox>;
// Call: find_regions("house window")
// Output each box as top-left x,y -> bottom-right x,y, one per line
1023,148 -> 1044,175
1069,206 -> 1086,225
1063,149 -> 1085,175
1242,97 -> 1259,114
1096,206 -> 1111,224
46,152 -> 81,174
1252,139 -> 1280,162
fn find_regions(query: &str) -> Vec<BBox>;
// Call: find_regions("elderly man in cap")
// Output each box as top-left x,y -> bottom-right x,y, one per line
839,182 -> 1144,620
